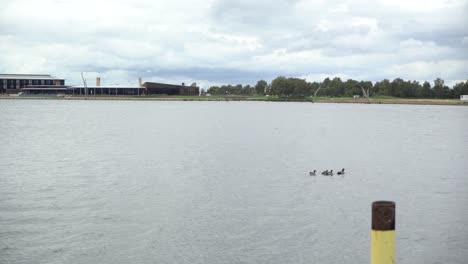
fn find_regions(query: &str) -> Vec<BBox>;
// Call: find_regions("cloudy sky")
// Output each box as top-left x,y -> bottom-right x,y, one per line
0,0 -> 467,88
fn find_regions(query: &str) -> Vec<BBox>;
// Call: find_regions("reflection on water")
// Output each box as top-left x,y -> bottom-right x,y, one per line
1,100 -> 467,264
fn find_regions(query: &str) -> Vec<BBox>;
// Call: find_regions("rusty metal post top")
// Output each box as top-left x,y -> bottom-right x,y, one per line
372,201 -> 395,231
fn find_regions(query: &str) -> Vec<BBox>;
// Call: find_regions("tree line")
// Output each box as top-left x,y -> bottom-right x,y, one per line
206,77 -> 468,99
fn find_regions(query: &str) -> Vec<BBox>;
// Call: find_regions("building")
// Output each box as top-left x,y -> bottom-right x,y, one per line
0,74 -> 65,93
1,74 -> 199,96
142,82 -> 199,95
461,95 -> 468,101
70,85 -> 143,96
70,79 -> 199,96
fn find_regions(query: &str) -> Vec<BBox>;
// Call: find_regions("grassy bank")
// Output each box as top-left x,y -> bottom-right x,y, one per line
1,94 -> 467,105
314,96 -> 466,105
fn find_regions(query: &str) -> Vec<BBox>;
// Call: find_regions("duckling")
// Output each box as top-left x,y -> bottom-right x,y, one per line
328,170 -> 334,176
321,170 -> 328,175
309,170 -> 316,176
337,168 -> 345,175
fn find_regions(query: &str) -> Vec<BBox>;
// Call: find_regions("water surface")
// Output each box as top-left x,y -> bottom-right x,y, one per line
1,100 -> 467,264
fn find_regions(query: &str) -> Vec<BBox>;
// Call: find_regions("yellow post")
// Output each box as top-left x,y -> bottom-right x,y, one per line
371,201 -> 395,264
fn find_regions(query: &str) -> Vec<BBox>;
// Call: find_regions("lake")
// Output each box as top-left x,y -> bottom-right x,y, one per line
1,100 -> 467,264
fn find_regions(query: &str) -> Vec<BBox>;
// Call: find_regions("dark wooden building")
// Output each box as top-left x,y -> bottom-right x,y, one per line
142,82 -> 199,95
0,74 -> 65,93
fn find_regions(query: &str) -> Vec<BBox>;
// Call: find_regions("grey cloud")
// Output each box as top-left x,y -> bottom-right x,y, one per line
0,0 -> 467,87
144,67 -> 280,85
211,0 -> 300,26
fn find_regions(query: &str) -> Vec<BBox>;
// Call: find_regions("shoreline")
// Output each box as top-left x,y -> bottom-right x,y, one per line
315,98 -> 467,105
1,95 -> 467,106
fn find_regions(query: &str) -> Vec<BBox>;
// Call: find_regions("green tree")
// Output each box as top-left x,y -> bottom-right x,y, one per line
242,84 -> 256,95
433,78 -> 450,98
452,81 -> 468,99
321,77 -> 342,97
417,81 -> 433,98
374,79 -> 391,96
270,76 -> 287,96
207,86 -> 220,95
344,79 -> 361,97
255,80 -> 268,95
270,76 -> 309,98
291,78 -> 309,97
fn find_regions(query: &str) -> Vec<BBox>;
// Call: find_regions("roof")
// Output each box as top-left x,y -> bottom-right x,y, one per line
25,85 -> 69,88
21,87 -> 69,91
142,82 -> 199,89
0,74 -> 65,80
71,85 -> 141,89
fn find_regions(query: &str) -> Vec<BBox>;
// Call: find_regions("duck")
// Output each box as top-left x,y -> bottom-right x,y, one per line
328,170 -> 334,176
337,168 -> 345,175
321,170 -> 328,175
309,170 -> 316,176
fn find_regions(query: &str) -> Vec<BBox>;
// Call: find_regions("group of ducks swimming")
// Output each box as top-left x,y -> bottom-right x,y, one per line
309,168 -> 345,176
